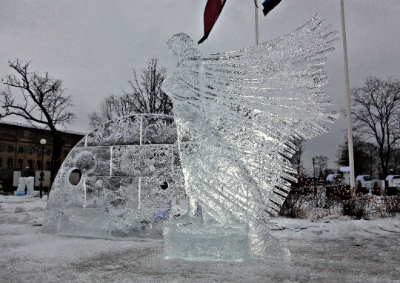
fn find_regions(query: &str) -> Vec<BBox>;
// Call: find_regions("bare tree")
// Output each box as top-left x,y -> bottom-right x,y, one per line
336,135 -> 378,176
89,58 -> 172,129
1,59 -> 76,184
315,155 -> 328,177
127,58 -> 172,115
388,148 -> 400,174
351,77 -> 400,178
88,93 -> 138,126
88,111 -> 102,130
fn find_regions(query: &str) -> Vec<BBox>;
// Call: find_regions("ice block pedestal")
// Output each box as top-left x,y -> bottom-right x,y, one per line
163,222 -> 249,261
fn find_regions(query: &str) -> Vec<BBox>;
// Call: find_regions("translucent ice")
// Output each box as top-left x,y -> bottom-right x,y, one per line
43,14 -> 339,262
162,14 -> 339,259
43,114 -> 186,238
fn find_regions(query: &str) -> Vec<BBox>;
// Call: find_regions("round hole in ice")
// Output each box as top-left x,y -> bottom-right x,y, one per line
68,168 -> 82,186
160,181 -> 168,190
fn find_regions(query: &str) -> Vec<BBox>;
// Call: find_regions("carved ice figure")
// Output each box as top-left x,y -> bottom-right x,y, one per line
162,14 -> 339,259
43,114 -> 186,238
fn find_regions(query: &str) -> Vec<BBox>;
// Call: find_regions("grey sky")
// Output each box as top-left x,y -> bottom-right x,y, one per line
1,0 -> 399,173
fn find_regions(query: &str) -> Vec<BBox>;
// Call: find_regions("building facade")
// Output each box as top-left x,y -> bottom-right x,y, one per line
0,121 -> 85,191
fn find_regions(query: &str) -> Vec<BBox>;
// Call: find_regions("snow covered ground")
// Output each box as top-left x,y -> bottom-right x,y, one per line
1,195 -> 400,283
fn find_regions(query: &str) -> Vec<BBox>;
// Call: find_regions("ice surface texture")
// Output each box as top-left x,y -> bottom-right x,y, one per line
162,14 -> 339,258
43,114 -> 186,238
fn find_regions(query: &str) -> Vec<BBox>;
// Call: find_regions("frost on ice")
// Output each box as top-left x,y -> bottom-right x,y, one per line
161,14 -> 339,260
43,114 -> 186,238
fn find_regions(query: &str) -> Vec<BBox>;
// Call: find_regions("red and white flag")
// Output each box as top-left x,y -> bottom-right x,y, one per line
198,0 -> 227,44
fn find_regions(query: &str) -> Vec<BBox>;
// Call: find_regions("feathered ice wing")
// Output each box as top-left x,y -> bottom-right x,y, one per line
162,14 -> 339,221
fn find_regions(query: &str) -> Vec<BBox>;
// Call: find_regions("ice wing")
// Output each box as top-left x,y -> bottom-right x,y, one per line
162,14 -> 339,220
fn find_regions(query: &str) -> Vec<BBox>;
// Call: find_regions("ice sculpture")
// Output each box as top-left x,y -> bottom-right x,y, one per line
162,14 -> 339,260
43,114 -> 186,238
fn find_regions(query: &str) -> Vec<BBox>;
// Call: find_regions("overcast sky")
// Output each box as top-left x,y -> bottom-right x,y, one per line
1,0 -> 399,172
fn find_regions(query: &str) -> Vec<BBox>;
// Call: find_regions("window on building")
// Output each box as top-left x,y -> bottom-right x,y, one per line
46,161 -> 51,170
0,144 -> 4,152
38,148 -> 42,155
46,149 -> 51,156
8,145 -> 14,153
7,159 -> 13,169
28,147 -> 34,154
27,160 -> 34,170
0,158 -> 2,169
17,159 -> 23,169
18,146 -> 24,154
36,161 -> 41,170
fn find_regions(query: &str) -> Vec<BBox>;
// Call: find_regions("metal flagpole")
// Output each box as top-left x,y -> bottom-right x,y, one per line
255,0 -> 259,45
340,0 -> 356,188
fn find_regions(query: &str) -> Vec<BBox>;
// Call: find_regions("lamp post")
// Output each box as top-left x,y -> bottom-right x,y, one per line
312,156 -> 317,208
39,139 -> 46,198
312,157 -> 316,194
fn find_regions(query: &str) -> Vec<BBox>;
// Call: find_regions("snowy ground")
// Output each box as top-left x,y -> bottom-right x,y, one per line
1,195 -> 400,283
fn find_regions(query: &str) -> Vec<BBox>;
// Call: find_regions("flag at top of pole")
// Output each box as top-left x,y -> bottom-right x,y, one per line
261,0 -> 282,16
198,0 -> 282,44
198,0 -> 227,44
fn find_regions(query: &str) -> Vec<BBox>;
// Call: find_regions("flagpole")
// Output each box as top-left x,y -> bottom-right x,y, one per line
340,0 -> 356,188
255,0 -> 259,45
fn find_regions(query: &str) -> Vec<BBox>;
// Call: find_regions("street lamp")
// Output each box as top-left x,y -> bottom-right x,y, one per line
312,157 -> 316,193
312,156 -> 317,208
39,139 -> 46,198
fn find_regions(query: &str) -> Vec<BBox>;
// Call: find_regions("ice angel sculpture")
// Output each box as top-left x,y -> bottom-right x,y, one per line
162,14 -> 339,258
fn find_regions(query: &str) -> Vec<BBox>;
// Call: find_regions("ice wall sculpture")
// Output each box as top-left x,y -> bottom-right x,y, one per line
162,14 -> 339,259
43,114 -> 186,238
